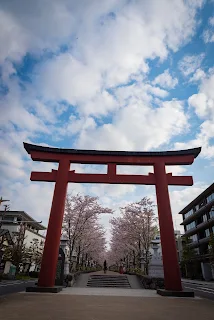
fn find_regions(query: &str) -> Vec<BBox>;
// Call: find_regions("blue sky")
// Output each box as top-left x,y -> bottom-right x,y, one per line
0,0 -> 214,238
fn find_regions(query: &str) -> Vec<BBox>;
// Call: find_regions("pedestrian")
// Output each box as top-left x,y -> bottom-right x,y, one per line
104,260 -> 107,274
119,259 -> 124,274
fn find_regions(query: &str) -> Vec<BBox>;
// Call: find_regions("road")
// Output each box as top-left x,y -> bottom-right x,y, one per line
0,279 -> 36,296
183,282 -> 214,300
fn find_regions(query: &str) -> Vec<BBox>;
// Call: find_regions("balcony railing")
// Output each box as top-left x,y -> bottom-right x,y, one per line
181,199 -> 214,225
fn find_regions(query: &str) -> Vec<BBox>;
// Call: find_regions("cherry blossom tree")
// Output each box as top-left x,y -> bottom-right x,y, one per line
109,197 -> 158,274
63,193 -> 112,271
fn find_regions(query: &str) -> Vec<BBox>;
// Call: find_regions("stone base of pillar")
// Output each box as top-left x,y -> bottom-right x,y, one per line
157,289 -> 194,297
26,286 -> 63,293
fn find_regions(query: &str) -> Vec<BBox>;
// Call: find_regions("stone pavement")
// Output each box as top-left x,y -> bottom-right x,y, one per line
1,292 -> 214,320
60,287 -> 157,296
182,278 -> 214,288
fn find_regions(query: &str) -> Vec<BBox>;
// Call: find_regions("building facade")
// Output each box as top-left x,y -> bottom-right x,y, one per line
179,183 -> 214,280
0,211 -> 46,272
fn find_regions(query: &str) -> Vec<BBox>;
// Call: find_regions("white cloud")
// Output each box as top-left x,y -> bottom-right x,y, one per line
152,69 -> 178,89
77,99 -> 189,151
203,15 -> 214,43
178,53 -> 205,76
189,68 -> 206,82
0,0 -> 207,239
30,0 -> 202,116
175,120 -> 214,159
188,69 -> 214,119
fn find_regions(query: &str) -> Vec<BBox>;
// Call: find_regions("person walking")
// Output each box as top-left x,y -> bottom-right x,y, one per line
103,260 -> 107,274
119,259 -> 124,274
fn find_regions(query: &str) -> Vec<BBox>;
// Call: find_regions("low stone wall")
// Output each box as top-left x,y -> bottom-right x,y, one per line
137,275 -> 165,289
125,272 -> 164,289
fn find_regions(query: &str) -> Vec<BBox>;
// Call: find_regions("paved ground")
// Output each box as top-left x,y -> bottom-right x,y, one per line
183,282 -> 214,300
0,279 -> 36,296
1,292 -> 214,320
60,287 -> 157,296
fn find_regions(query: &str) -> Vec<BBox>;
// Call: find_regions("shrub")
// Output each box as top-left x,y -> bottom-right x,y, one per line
28,271 -> 39,278
139,275 -> 164,289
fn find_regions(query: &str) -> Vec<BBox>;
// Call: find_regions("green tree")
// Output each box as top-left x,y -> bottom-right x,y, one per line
181,237 -> 197,279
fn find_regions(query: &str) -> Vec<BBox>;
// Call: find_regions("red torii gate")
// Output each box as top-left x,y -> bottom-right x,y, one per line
24,143 -> 201,293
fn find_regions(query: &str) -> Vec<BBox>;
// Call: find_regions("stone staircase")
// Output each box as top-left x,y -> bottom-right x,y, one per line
87,275 -> 131,288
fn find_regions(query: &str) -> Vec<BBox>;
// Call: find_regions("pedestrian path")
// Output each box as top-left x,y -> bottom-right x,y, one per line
1,291 -> 213,320
60,287 -> 157,297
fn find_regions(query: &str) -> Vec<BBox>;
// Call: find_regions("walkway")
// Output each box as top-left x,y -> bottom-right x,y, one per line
1,291 -> 214,320
1,272 -> 214,319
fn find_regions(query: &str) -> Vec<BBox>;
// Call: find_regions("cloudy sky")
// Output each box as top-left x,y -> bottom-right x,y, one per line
0,0 -> 214,239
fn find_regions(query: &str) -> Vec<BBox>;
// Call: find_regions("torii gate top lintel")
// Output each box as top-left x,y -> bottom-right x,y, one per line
24,142 -> 201,165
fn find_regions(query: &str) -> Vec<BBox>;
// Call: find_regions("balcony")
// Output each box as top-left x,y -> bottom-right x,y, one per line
183,217 -> 214,237
187,236 -> 211,249
181,199 -> 214,225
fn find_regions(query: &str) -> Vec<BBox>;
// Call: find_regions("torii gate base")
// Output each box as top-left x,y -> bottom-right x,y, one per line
24,143 -> 201,296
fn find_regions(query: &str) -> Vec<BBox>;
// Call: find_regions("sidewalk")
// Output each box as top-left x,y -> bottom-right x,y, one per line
1,292 -> 214,320
182,278 -> 214,288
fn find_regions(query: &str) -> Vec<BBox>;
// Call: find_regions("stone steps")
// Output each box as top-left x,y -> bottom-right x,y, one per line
87,275 -> 131,288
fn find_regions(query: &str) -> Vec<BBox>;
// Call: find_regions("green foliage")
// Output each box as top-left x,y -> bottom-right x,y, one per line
29,271 -> 39,278
15,274 -> 32,280
181,237 -> 197,279
127,267 -> 145,275
181,237 -> 197,262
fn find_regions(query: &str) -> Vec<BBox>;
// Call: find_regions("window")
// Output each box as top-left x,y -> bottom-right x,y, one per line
199,199 -> 206,209
203,214 -> 208,222
189,234 -> 198,242
194,248 -> 200,254
207,193 -> 214,203
209,207 -> 214,218
186,221 -> 196,230
195,204 -> 199,211
3,216 -> 14,221
184,209 -> 194,219
205,229 -> 210,237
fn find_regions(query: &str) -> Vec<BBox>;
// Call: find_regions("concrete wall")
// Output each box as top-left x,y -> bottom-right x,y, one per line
201,262 -> 213,281
24,229 -> 45,248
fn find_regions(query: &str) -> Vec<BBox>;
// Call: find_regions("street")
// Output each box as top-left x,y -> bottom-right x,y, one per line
183,282 -> 214,301
0,280 -> 36,296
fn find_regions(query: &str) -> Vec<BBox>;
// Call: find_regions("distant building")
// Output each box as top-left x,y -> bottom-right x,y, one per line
0,211 -> 46,273
179,183 -> 214,280
0,211 -> 46,245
